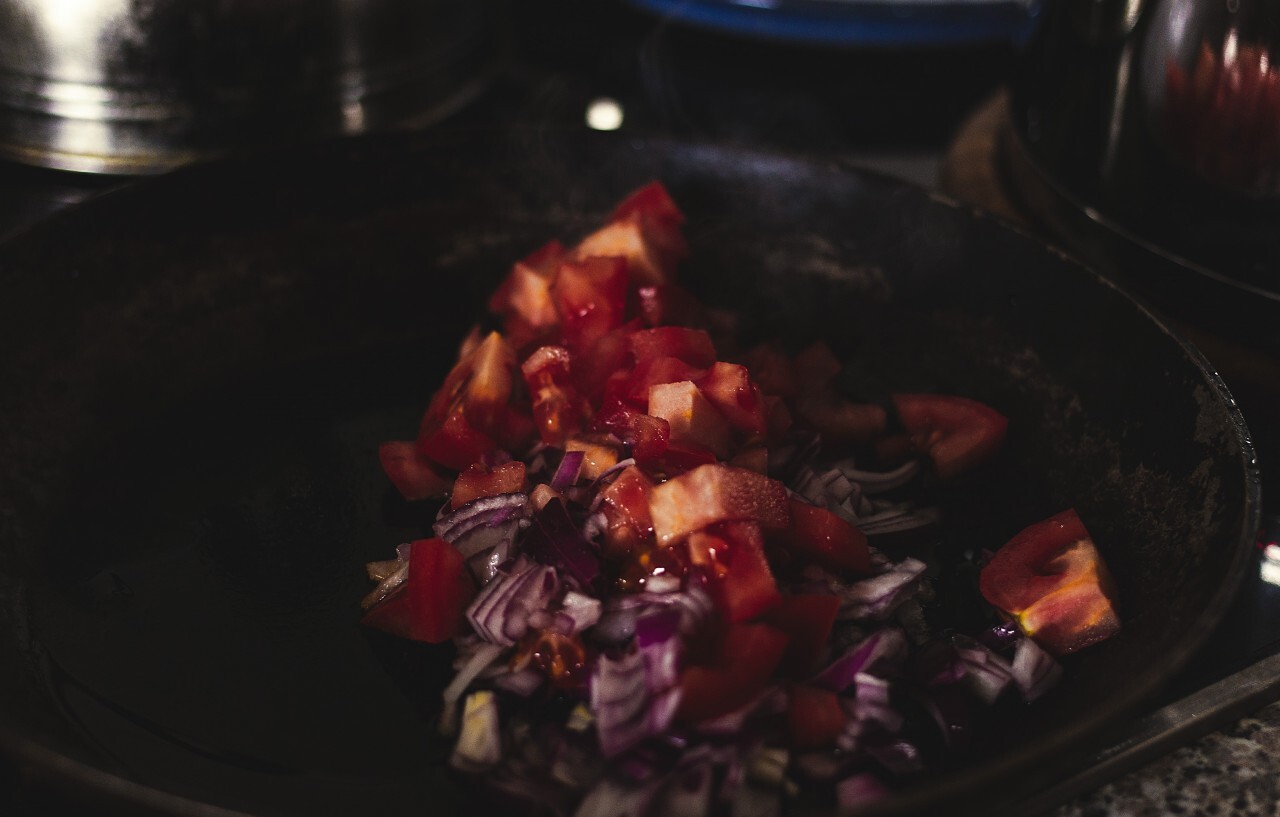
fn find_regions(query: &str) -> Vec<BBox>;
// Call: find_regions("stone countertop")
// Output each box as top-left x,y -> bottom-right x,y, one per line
1056,699 -> 1280,817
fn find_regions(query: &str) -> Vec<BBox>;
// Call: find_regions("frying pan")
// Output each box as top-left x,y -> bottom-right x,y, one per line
0,128 -> 1260,816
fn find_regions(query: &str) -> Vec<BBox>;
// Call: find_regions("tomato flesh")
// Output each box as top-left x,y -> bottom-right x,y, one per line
781,498 -> 872,574
675,622 -> 789,723
761,594 -> 842,678
451,461 -> 526,509
378,440 -> 451,501
648,464 -> 791,547
362,538 -> 475,644
979,509 -> 1120,655
699,522 -> 781,624
787,685 -> 847,749
893,393 -> 1008,479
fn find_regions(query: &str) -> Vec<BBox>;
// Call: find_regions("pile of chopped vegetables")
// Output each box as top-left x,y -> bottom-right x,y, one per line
360,182 -> 1122,815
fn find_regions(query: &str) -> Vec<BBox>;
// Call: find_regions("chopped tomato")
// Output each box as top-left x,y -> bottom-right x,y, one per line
610,180 -> 685,230
794,397 -> 888,445
361,538 -> 475,644
761,594 -> 842,678
647,380 -> 735,459
740,343 -> 800,399
572,323 -> 637,403
593,405 -> 671,462
649,464 -> 791,547
696,362 -> 767,436
599,466 -> 656,559
417,409 -> 496,471
564,434 -> 623,480
552,256 -> 628,353
451,461 -> 526,509
621,356 -> 705,410
574,216 -> 675,287
675,622 -> 790,723
787,685 -> 847,749
780,498 -> 872,574
979,509 -> 1120,655
699,522 -> 782,623
630,327 -> 717,368
378,440 -> 451,501
893,393 -> 1008,479
487,240 -> 566,343
643,441 -> 720,479
461,331 -> 518,433
522,346 -> 589,446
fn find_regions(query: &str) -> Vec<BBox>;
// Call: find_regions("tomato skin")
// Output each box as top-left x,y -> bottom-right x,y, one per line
761,594 -> 842,678
593,405 -> 671,463
610,180 -> 685,229
780,499 -> 872,574
647,380 -> 735,460
700,522 -> 782,624
553,256 -> 628,353
624,356 -> 705,410
378,441 -> 451,501
417,409 -> 496,471
696,362 -> 767,437
648,464 -> 791,547
362,538 -> 475,644
675,622 -> 789,723
599,466 -> 656,558
979,509 -> 1120,655
787,685 -> 847,749
451,461 -> 526,509
630,327 -> 717,368
892,393 -> 1008,479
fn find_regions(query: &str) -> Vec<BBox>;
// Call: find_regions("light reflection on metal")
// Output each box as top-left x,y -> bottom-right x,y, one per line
1260,545 -> 1280,587
586,98 -> 624,132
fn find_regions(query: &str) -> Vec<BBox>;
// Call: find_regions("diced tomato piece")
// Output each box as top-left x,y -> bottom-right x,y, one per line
624,356 -> 704,409
644,442 -> 719,479
648,380 -> 736,459
609,181 -> 688,269
491,404 -> 536,453
564,434 -> 623,480
599,466 -> 656,559
740,343 -> 800,399
979,509 -> 1120,655
697,362 -> 767,436
462,331 -> 517,433
781,498 -> 872,574
359,587 -> 414,640
794,341 -> 843,391
787,685 -> 847,749
593,405 -> 671,462
417,409 -> 496,471
378,440 -> 451,501
649,464 -> 791,546
761,594 -> 842,678
408,538 -> 475,643
573,217 -> 671,286
633,283 -> 708,329
553,256 -> 628,352
522,346 -> 588,446
794,397 -> 888,446
572,324 -> 637,403
675,622 -> 789,722
610,180 -> 685,229
630,327 -> 717,368
451,461 -> 526,509
893,393 -> 1009,479
488,241 -> 565,341
362,539 -> 475,643
701,522 -> 781,623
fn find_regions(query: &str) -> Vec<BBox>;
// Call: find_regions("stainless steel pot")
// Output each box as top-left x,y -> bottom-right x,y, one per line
0,0 -> 502,174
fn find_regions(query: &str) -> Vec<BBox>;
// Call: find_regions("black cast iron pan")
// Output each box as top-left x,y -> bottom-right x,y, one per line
0,129 -> 1260,816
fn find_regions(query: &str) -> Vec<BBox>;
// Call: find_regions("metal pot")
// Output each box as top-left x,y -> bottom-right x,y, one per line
0,0 -> 502,173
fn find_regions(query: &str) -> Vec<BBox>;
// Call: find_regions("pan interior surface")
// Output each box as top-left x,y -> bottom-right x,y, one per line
0,130 -> 1258,817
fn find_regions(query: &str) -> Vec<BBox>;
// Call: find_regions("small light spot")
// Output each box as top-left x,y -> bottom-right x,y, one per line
586,97 -> 624,131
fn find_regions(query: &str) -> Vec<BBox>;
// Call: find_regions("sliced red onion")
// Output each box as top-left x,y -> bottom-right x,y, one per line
838,673 -> 903,752
434,492 -> 530,544
635,606 -> 682,647
523,499 -> 600,587
494,668 -> 546,697
360,560 -> 408,610
836,772 -> 889,811
365,558 -> 401,583
813,628 -> 909,692
866,739 -> 924,776
551,450 -> 586,492
581,510 -> 609,543
467,556 -> 560,647
450,690 -> 503,773
955,641 -> 1014,704
837,557 -> 927,621
590,638 -> 684,757
440,642 -> 506,735
1011,635 -> 1063,702
978,620 -> 1023,651
835,458 -> 921,495
466,538 -> 516,586
590,457 -> 638,492
644,573 -> 682,594
561,590 -> 603,634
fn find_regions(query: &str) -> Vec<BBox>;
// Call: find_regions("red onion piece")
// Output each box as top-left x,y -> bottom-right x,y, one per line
1011,635 -> 1063,701
551,450 -> 586,492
